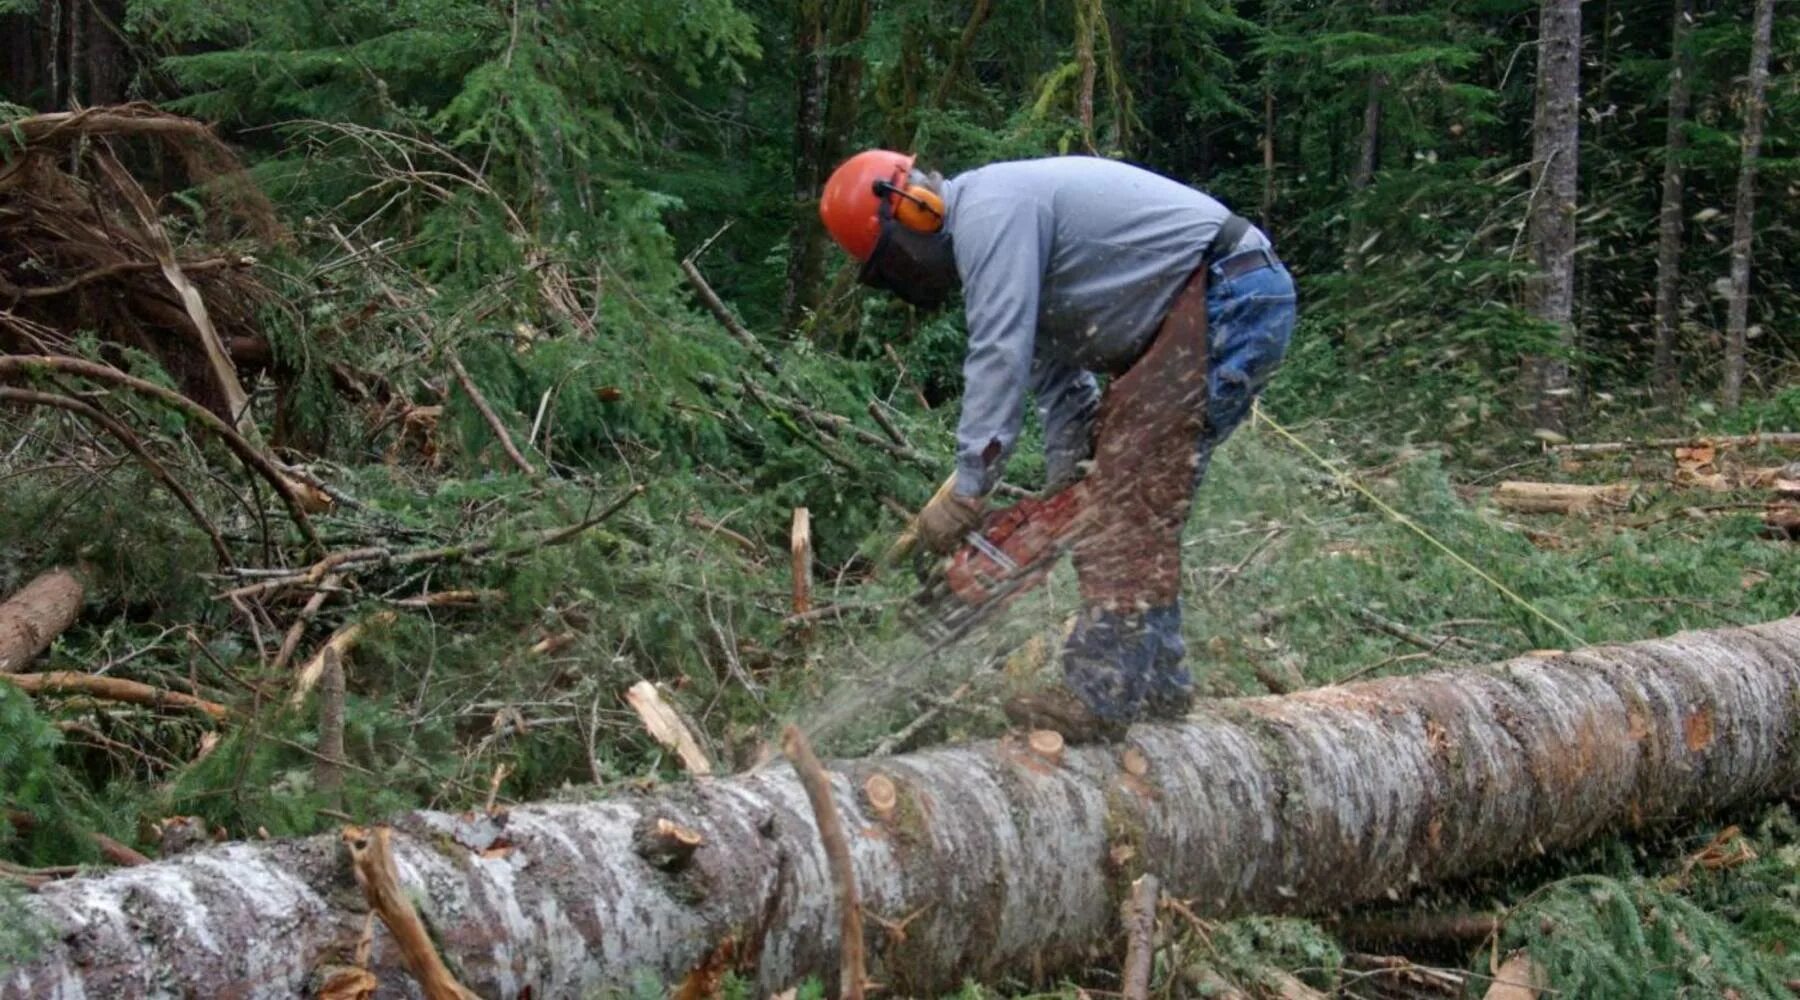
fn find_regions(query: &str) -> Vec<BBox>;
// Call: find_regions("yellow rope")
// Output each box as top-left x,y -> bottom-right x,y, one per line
1251,402 -> 1586,647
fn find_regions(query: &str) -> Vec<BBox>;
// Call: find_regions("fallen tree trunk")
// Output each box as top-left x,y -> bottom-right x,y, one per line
0,568 -> 84,673
5,618 -> 1800,998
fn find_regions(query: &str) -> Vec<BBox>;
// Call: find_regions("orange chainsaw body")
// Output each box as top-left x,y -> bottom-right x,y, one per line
944,481 -> 1091,606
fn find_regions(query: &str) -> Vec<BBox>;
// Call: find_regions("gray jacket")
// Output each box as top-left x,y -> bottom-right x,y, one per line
942,156 -> 1268,497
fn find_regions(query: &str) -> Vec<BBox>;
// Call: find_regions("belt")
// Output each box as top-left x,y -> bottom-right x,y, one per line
1203,214 -> 1278,281
1213,246 -> 1277,281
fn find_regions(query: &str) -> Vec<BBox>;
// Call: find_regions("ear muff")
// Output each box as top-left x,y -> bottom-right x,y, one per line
873,177 -> 945,234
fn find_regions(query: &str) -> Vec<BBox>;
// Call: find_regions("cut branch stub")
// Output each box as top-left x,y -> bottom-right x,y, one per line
632,816 -> 706,873
862,774 -> 899,821
1027,729 -> 1065,765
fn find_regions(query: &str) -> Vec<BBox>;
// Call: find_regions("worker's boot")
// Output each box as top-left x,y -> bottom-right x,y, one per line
1003,686 -> 1128,744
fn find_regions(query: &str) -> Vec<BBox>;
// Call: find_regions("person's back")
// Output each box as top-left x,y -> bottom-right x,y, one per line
945,157 -> 1271,374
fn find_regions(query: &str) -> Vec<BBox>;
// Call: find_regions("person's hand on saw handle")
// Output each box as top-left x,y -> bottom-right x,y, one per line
915,486 -> 987,554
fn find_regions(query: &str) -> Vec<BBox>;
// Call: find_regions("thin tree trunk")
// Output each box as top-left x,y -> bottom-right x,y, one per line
1351,75 -> 1384,192
1721,0 -> 1774,410
1652,0 -> 1695,404
0,568 -> 84,673
1521,0 -> 1582,434
1076,0 -> 1099,153
7,619 -> 1800,997
781,0 -> 829,330
1261,84 -> 1276,224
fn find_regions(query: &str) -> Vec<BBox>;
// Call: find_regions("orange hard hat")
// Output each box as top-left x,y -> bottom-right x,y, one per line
819,149 -> 916,261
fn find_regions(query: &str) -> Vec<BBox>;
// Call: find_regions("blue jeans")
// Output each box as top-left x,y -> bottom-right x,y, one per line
1065,257 -> 1296,721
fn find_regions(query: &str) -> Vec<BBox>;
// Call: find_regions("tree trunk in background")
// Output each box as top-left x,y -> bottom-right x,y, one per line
0,568 -> 85,673
782,0 -> 870,336
1720,0 -> 1773,411
1652,0 -> 1695,405
1521,0 -> 1581,434
1351,73 -> 1385,192
780,0 -> 830,331
0,0 -> 134,109
8,619 -> 1800,998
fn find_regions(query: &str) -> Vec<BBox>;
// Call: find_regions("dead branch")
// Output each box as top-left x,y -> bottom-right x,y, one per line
342,826 -> 479,1000
1121,874 -> 1160,1000
679,258 -> 782,378
222,485 -> 643,601
0,355 -> 324,550
1550,432 -> 1800,455
0,671 -> 228,720
0,388 -> 232,564
271,575 -> 342,674
91,149 -> 255,438
865,400 -> 910,449
292,612 -> 398,707
0,568 -> 86,673
447,352 -> 537,476
781,724 -> 866,1000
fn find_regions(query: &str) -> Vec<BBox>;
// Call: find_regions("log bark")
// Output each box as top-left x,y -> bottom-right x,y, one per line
0,568 -> 84,673
6,618 -> 1800,999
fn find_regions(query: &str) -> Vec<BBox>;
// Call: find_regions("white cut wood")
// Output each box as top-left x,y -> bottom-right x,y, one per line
625,680 -> 714,776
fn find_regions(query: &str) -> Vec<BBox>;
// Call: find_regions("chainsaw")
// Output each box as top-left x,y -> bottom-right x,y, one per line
898,477 -> 1093,644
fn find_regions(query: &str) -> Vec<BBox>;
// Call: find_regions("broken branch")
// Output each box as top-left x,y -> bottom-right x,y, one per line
782,724 -> 866,1000
1,670 -> 228,720
342,826 -> 479,1000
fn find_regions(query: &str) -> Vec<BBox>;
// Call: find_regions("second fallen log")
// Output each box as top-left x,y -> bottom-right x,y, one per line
0,568 -> 84,673
1494,480 -> 1634,514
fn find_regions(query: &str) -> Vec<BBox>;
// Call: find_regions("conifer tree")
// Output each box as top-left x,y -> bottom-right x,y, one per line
1521,0 -> 1582,434
1721,0 -> 1775,410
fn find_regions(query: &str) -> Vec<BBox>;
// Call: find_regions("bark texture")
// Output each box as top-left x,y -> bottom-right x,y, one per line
0,568 -> 84,673
1651,0 -> 1695,403
1720,0 -> 1774,410
1521,0 -> 1581,433
7,619 -> 1800,999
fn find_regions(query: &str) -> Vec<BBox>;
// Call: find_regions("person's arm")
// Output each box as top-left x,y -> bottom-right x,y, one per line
952,194 -> 1054,497
1032,359 -> 1099,492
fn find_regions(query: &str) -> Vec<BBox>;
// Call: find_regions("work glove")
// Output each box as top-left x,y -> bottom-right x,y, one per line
915,489 -> 987,555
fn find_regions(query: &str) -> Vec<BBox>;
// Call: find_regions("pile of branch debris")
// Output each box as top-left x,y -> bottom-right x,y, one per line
0,103 -> 282,424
